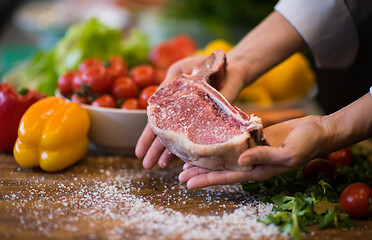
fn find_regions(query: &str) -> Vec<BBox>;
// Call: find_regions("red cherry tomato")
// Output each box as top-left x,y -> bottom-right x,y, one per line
111,77 -> 138,100
171,34 -> 197,60
105,56 -> 127,79
327,147 -> 354,166
58,71 -> 76,97
155,68 -> 167,85
340,183 -> 372,219
130,65 -> 158,89
91,94 -> 116,108
304,158 -> 335,182
121,98 -> 140,110
72,72 -> 83,92
78,58 -> 102,72
138,85 -> 158,109
71,93 -> 90,105
150,35 -> 197,70
150,42 -> 176,70
81,66 -> 112,94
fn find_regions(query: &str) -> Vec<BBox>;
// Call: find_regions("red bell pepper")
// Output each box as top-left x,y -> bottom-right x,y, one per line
0,82 -> 45,152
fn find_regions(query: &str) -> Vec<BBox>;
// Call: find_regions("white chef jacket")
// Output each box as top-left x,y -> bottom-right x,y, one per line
275,0 -> 359,69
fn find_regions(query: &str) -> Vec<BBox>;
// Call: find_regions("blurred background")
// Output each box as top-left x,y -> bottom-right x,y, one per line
0,0 -> 370,116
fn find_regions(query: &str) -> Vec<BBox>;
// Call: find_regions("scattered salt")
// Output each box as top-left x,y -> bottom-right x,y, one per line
1,159 -> 287,240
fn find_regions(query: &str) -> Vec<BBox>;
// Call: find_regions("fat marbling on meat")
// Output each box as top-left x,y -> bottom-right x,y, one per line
147,50 -> 267,171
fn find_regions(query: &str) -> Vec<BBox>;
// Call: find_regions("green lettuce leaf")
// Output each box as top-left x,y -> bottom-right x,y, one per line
4,18 -> 150,96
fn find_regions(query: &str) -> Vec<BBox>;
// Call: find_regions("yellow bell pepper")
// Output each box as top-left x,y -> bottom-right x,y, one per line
13,97 -> 90,172
195,39 -> 234,56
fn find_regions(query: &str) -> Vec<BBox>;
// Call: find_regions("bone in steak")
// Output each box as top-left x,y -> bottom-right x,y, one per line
147,50 -> 266,171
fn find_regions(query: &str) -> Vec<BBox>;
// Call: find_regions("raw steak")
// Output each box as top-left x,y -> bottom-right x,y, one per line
147,50 -> 266,171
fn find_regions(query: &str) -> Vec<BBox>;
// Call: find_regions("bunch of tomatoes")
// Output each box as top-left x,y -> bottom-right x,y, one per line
304,147 -> 372,219
58,57 -> 161,109
57,35 -> 197,109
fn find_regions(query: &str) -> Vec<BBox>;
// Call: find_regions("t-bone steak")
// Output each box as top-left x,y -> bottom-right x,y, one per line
147,50 -> 267,171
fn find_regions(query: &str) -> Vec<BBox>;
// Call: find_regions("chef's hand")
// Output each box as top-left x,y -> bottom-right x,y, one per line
178,115 -> 326,189
135,56 -> 202,169
135,54 -> 248,169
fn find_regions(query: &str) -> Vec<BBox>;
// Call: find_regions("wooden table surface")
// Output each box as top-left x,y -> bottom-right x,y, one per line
1,148 -> 372,240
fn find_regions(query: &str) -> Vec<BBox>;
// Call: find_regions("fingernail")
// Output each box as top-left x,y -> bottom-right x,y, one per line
241,165 -> 253,171
238,156 -> 250,166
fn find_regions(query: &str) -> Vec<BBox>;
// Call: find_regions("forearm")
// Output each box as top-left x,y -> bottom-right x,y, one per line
226,11 -> 307,86
320,92 -> 372,154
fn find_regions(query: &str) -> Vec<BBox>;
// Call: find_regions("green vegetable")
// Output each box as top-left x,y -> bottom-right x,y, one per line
242,145 -> 372,240
54,18 -> 123,75
4,18 -> 150,96
122,28 -> 151,68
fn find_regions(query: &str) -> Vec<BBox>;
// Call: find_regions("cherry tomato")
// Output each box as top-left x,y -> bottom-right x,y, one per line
121,98 -> 140,110
327,147 -> 354,166
78,58 -> 102,72
339,183 -> 372,219
71,93 -> 90,105
155,68 -> 167,85
150,42 -> 175,70
58,71 -> 76,97
171,34 -> 197,60
304,158 -> 335,182
130,65 -> 158,89
111,77 -> 138,100
72,72 -> 83,92
105,56 -> 127,79
138,85 -> 158,109
91,94 -> 116,108
81,66 -> 112,94
150,35 -> 197,70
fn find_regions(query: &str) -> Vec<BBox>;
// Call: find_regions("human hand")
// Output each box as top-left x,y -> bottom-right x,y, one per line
135,55 -> 205,169
178,115 -> 328,189
135,53 -> 248,169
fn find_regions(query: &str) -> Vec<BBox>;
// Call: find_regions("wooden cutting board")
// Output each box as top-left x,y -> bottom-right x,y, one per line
0,145 -> 372,240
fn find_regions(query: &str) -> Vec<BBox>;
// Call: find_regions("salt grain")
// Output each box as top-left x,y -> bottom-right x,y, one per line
1,159 -> 287,240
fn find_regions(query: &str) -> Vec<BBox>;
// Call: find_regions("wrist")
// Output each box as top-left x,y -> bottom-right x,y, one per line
226,51 -> 257,86
319,115 -> 343,155
320,93 -> 372,153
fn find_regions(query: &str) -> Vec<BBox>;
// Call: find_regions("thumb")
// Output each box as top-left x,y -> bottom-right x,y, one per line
238,145 -> 289,167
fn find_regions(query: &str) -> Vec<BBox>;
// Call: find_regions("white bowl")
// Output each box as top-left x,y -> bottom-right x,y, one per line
83,105 -> 147,155
55,91 -> 147,155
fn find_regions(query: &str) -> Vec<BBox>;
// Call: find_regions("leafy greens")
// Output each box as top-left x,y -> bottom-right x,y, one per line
5,18 -> 150,96
242,145 -> 372,239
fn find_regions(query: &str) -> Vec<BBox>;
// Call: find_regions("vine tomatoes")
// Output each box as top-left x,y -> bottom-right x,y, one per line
71,93 -> 90,105
91,94 -> 116,108
106,56 -> 127,79
58,71 -> 76,97
78,58 -> 102,72
81,66 -> 112,94
130,65 -> 158,89
111,77 -> 138,100
150,42 -> 175,70
171,35 -> 197,61
339,183 -> 372,219
150,34 -> 197,70
138,85 -> 158,109
327,147 -> 354,166
304,158 -> 335,182
156,68 -> 167,85
72,72 -> 83,92
121,98 -> 140,110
